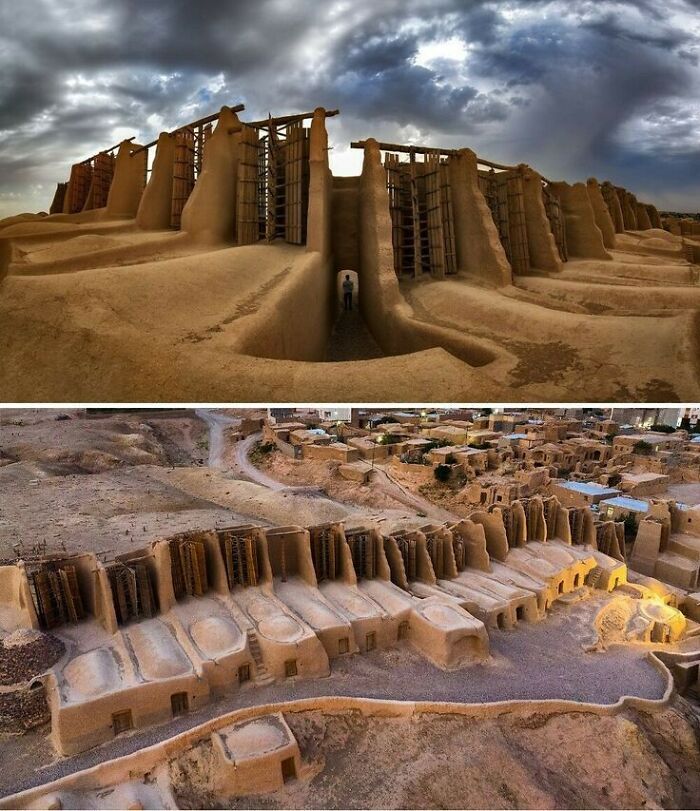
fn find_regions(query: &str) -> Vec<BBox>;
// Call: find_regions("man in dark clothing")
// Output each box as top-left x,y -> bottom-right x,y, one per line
342,274 -> 354,311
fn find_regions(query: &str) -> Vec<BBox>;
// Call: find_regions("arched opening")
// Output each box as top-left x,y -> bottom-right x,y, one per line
325,269 -> 384,362
336,269 -> 359,313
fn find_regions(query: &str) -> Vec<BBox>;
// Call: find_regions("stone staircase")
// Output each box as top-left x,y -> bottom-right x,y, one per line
586,566 -> 605,590
246,628 -> 274,686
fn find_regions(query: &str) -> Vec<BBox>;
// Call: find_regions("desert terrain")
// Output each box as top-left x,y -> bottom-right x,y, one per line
1,115 -> 698,402
1,409 -> 699,809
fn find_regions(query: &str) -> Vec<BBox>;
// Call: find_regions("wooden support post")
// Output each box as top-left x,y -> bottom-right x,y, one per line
171,129 -> 195,229
409,150 -> 422,278
266,124 -> 279,241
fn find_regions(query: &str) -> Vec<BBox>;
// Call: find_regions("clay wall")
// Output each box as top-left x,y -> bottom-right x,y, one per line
520,166 -> 562,272
180,106 -> 241,243
602,182 -> 625,233
306,108 -> 333,259
135,133 -> 176,230
234,250 -> 334,362
104,141 -> 147,219
49,669 -> 210,757
467,510 -> 509,561
586,178 -> 616,249
355,140 -> 501,367
331,176 -> 360,273
265,527 -> 317,585
449,150 -> 512,285
303,443 -> 360,462
635,203 -> 652,230
0,563 -> 39,631
449,519 -> 491,571
550,181 -> 611,259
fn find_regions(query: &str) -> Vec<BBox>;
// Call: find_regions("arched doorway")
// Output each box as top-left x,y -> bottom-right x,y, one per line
336,269 -> 359,314
325,269 -> 383,361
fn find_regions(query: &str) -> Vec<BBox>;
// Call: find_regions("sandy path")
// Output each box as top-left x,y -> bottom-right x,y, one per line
370,465 -> 458,523
233,432 -> 289,491
195,409 -> 240,469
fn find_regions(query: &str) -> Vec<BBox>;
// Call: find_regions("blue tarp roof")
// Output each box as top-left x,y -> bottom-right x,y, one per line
559,481 -> 619,496
600,496 -> 649,512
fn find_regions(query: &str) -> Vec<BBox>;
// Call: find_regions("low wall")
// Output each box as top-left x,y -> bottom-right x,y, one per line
391,456 -> 432,475
272,435 -> 298,459
1,652 -> 674,808
235,250 -> 334,362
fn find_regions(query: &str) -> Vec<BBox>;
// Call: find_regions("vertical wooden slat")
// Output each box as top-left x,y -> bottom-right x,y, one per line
92,152 -> 115,209
542,183 -> 568,261
67,164 -> 93,214
236,125 -> 261,245
506,171 -> 529,275
440,160 -> 457,275
409,151 -> 422,278
424,151 -> 446,278
170,128 -> 196,229
266,123 -> 279,241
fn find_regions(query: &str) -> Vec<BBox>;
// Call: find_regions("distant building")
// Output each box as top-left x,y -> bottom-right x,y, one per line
317,408 -> 352,422
551,480 -> 622,508
610,408 -> 682,429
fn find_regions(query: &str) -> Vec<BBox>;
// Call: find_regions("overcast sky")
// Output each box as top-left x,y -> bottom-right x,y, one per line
1,0 -> 699,217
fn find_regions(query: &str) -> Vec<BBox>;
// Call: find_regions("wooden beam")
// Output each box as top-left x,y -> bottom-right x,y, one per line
80,137 -> 135,165
243,109 -> 339,130
131,103 -> 246,155
351,140 -> 457,157
351,139 -> 518,172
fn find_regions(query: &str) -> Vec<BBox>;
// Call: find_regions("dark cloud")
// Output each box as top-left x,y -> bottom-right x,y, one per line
0,0 -> 699,215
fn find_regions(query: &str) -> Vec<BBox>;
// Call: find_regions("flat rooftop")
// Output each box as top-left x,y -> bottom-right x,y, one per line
600,496 -> 650,512
621,472 -> 669,483
557,481 -> 621,496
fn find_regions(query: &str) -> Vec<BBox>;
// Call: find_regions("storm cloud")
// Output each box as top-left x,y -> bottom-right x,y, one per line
1,0 -> 699,216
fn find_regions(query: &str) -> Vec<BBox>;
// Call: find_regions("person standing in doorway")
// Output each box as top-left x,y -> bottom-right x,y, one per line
343,274 -> 354,311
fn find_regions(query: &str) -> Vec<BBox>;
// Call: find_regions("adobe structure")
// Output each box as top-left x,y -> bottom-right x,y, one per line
0,489 -> 690,760
0,104 -> 698,401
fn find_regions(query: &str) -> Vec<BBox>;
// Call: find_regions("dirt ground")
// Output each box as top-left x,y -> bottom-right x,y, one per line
255,448 -> 482,518
0,411 -> 254,559
255,449 -> 408,512
667,481 -> 700,504
0,595 -> 684,801
2,217 -> 697,402
200,701 -> 700,810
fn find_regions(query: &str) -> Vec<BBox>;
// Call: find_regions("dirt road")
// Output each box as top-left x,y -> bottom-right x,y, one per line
369,465 -> 459,523
194,409 -> 239,469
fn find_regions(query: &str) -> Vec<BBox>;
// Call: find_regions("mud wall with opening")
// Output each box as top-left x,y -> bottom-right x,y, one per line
355,140 -> 501,368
